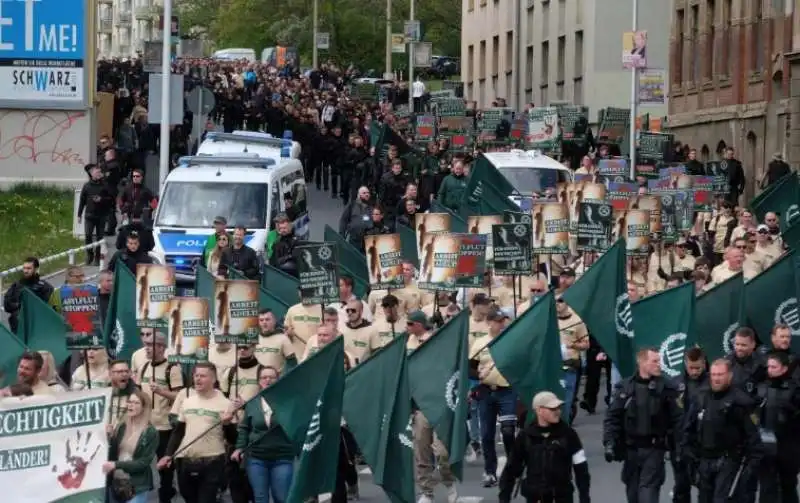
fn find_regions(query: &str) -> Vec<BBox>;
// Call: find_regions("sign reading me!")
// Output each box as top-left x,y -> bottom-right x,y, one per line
0,0 -> 89,109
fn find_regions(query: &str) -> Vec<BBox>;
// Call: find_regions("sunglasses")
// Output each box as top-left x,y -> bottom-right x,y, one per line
530,288 -> 545,293
735,245 -> 747,249
758,230 -> 768,234
345,308 -> 357,314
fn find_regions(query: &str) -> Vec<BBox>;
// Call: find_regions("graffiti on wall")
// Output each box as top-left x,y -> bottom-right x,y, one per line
0,111 -> 87,167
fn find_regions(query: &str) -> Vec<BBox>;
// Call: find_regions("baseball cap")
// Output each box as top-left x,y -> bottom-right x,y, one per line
406,310 -> 429,327
560,267 -> 576,277
486,307 -> 510,322
381,294 -> 400,308
472,293 -> 494,305
532,391 -> 564,409
757,224 -> 769,232
213,216 -> 228,225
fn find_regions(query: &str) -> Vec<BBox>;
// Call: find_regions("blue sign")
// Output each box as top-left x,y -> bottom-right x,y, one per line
0,0 -> 88,109
157,233 -> 256,255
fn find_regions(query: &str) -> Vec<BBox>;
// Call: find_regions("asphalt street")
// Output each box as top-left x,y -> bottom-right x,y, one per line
38,185 -> 682,502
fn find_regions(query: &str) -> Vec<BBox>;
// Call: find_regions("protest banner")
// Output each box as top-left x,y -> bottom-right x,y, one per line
452,233 -> 488,287
619,209 -> 651,255
167,297 -> 211,363
493,223 -> 533,276
135,264 -> 176,329
418,233 -> 462,290
577,201 -> 613,251
467,215 -> 503,261
59,284 -> 103,350
0,388 -> 112,503
213,280 -> 259,344
415,213 -> 452,258
297,242 -> 341,305
531,202 -> 570,254
364,234 -> 404,290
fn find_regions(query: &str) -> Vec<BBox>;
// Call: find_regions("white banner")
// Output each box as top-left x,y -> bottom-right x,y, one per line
7,67 -> 85,102
0,388 -> 111,503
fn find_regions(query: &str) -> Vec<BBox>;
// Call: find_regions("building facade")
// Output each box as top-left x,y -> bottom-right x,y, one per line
97,0 -> 162,58
460,0 -> 671,123
668,0 -> 796,202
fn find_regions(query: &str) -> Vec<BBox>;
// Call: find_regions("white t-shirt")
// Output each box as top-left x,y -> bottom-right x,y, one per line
412,80 -> 426,98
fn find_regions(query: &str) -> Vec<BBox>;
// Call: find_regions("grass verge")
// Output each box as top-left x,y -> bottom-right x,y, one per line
0,184 -> 82,285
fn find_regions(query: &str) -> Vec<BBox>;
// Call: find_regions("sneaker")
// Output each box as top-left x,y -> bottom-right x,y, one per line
482,473 -> 498,487
446,485 -> 459,503
464,445 -> 477,463
417,495 -> 434,503
471,441 -> 482,458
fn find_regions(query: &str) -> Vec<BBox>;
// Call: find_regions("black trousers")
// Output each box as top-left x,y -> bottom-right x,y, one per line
758,457 -> 799,503
155,429 -> 177,503
83,216 -> 106,261
697,457 -> 746,503
583,351 -> 612,410
621,447 -> 666,503
177,455 -> 226,503
670,456 -> 692,503
226,455 -> 253,503
331,427 -> 359,503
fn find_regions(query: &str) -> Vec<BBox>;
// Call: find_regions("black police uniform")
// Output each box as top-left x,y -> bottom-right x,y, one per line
755,372 -> 800,503
758,345 -> 800,381
670,371 -> 709,503
499,420 -> 591,503
680,385 -> 763,503
602,375 -> 682,503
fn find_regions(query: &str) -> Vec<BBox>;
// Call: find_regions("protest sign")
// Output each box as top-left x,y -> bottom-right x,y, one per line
297,242 -> 341,305
213,280 -> 259,344
59,284 -> 103,350
167,297 -> 211,363
135,265 -> 176,329
364,234 -> 404,290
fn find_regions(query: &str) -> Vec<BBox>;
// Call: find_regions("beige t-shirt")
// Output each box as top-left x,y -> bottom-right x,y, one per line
208,343 -> 237,377
406,331 -> 432,353
30,380 -> 53,396
71,365 -> 111,390
711,262 -> 740,285
130,347 -> 148,379
340,322 -> 382,364
468,317 -> 490,345
139,361 -> 184,430
469,335 -> 509,387
254,333 -> 295,371
372,315 -> 408,346
220,364 -> 261,402
176,390 -> 231,459
284,303 -> 323,358
558,314 -> 589,361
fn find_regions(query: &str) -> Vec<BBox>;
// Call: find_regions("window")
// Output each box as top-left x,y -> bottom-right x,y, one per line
558,0 -> 565,33
527,6 -> 534,44
557,35 -> 565,82
573,76 -> 583,104
691,5 -> 700,83
506,31 -> 514,70
542,0 -> 550,38
468,0 -> 475,11
674,9 -> 685,84
526,46 -> 534,89
752,0 -> 763,72
479,41 -> 486,76
541,40 -> 549,84
492,35 -> 499,75
575,31 -> 584,76
157,182 -> 269,229
723,0 -> 732,75
492,75 -> 499,98
575,0 -> 583,24
468,45 -> 475,78
556,81 -> 564,100
540,85 -> 548,105
706,0 -> 715,79
281,170 -> 307,219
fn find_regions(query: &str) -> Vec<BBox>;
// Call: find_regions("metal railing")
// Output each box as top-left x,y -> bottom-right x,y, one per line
0,239 -> 108,296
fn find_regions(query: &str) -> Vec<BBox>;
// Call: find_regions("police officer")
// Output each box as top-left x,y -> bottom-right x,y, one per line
759,323 -> 799,380
727,327 -> 767,399
755,352 -> 800,502
680,358 -> 763,503
499,391 -> 591,503
671,347 -> 709,503
603,347 -> 682,503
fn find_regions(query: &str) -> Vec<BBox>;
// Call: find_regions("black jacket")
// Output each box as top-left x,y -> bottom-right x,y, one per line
116,222 -> 154,253
78,179 -> 115,219
108,248 -> 153,274
269,232 -> 299,277
220,245 -> 260,280
3,275 -> 54,333
119,183 -> 155,220
499,421 -> 591,503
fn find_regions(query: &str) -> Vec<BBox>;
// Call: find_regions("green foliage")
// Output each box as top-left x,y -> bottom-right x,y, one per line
177,0 -> 461,68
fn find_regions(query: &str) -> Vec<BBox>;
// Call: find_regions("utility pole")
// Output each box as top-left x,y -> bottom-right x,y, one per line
312,0 -> 319,68
628,0 -> 639,180
385,0 -> 392,78
407,0 -> 415,110
158,0 -> 173,189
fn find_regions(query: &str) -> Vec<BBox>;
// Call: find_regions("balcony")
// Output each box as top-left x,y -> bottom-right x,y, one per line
117,12 -> 132,25
99,19 -> 113,33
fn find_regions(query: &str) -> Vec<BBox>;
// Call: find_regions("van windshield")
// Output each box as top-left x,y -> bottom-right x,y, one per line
498,167 -> 570,194
156,182 -> 268,229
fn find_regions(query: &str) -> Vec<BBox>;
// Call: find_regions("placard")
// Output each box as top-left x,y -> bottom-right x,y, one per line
167,297 -> 211,363
297,242 -> 340,305
576,201 -> 613,251
531,202 -> 570,254
135,264 -> 176,329
59,283 -> 103,349
213,280 -> 259,344
492,223 -> 533,275
365,234 -> 404,290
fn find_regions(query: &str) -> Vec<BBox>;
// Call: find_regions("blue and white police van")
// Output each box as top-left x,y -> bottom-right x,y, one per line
197,130 -> 302,160
151,150 -> 309,283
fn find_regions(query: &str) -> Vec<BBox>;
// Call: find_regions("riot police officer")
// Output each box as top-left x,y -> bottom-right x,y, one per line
758,323 -> 799,380
756,352 -> 800,502
671,347 -> 709,503
680,358 -> 763,503
727,327 -> 767,400
603,347 -> 683,503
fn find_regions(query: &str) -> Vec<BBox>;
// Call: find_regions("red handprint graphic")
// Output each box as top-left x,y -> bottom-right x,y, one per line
52,430 -> 101,490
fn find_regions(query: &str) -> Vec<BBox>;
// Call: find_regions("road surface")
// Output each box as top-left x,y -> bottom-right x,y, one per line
38,186 -> 679,502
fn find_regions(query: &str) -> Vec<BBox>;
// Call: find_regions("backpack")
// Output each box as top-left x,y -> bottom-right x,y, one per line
225,363 -> 264,398
140,361 -> 180,390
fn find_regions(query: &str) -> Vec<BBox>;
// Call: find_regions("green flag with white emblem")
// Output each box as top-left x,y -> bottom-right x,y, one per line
408,311 -> 469,479
0,324 -> 26,387
260,337 -> 345,503
18,288 -> 70,366
344,335 -> 415,503
751,173 -> 800,231
695,273 -> 745,361
743,251 -> 800,349
103,265 -> 140,361
631,282 -> 696,378
561,239 -> 636,377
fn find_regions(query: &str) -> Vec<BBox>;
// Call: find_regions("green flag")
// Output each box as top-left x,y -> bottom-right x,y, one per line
460,180 -> 521,219
344,335 -> 415,503
194,267 -> 216,313
261,337 -> 345,503
751,172 -> 800,231
695,274 -> 745,361
561,239 -> 636,377
744,251 -> 800,349
462,157 -> 516,210
0,324 -> 26,387
631,282 -> 696,378
324,224 -> 369,281
229,269 -> 291,321
488,292 -> 564,407
783,222 -> 800,252
397,224 -> 419,269
408,311 -> 469,479
103,265 -> 140,361
429,201 -> 467,232
261,264 -> 301,307
19,289 -> 69,366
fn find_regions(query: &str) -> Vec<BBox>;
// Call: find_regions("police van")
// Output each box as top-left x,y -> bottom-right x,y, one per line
481,149 -> 574,209
151,153 -> 309,282
197,131 -> 302,160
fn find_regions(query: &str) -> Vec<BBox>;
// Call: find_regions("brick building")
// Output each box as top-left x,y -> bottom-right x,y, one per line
668,0 -> 796,202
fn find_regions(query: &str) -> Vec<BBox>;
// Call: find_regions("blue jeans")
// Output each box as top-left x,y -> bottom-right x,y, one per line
245,458 -> 294,503
611,364 -> 621,387
468,398 -> 481,443
477,387 -> 518,476
109,491 -> 149,503
562,369 -> 578,424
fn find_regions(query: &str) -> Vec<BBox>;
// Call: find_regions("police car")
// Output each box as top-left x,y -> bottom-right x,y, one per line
151,150 -> 309,283
480,149 -> 574,210
197,130 -> 302,160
